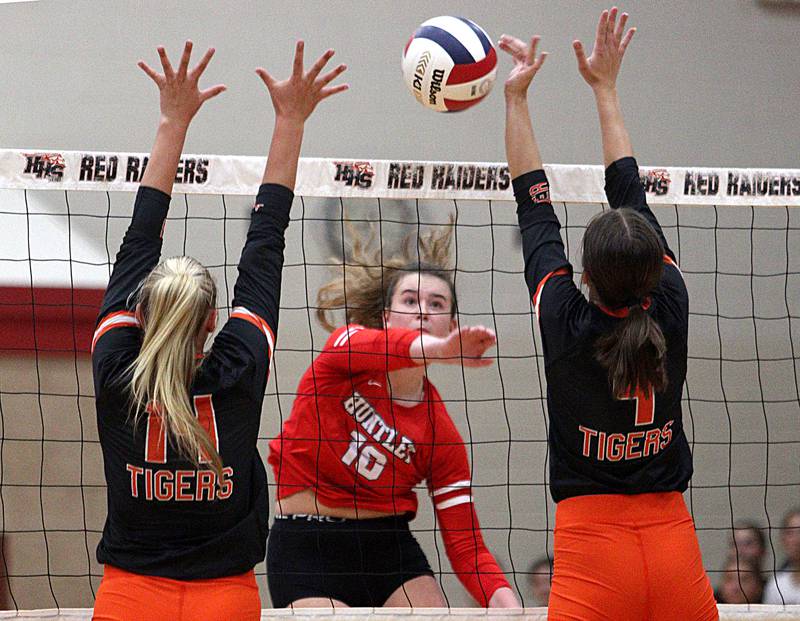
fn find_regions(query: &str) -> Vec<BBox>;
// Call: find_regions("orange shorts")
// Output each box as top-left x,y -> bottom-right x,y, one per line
548,492 -> 718,621
92,564 -> 261,621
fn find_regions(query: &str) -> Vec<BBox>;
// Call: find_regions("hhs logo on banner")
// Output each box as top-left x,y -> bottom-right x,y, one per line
640,168 -> 671,196
333,161 -> 374,189
22,153 -> 65,181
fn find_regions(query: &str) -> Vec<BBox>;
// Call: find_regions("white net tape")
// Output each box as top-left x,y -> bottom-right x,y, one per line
2,149 -> 799,205
1,606 -> 800,620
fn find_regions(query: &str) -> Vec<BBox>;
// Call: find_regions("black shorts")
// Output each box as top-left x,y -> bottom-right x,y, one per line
267,514 -> 435,608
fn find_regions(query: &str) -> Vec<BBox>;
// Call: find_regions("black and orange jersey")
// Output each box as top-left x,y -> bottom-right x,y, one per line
92,183 -> 292,579
515,157 -> 692,503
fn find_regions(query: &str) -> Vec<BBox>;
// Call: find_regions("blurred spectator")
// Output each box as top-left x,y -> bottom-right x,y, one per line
728,521 -> 766,572
716,556 -> 764,604
527,556 -> 552,607
763,508 -> 800,604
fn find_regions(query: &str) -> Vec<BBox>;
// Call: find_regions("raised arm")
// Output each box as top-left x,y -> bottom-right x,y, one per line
500,35 -> 547,179
96,42 -> 224,323
573,8 -> 675,258
217,43 -> 348,394
499,35 -> 572,303
256,40 -> 348,190
572,7 -> 635,168
138,42 -> 226,194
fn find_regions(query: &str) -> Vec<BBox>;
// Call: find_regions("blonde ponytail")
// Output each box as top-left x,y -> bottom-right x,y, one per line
129,256 -> 222,480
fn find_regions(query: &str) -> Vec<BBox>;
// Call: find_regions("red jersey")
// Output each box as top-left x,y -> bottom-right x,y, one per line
268,325 -> 510,605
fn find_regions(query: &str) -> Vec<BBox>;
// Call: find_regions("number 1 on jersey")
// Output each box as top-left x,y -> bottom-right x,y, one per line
622,386 -> 655,426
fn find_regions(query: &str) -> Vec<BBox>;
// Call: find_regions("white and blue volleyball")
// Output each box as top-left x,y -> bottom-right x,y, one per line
402,16 -> 497,112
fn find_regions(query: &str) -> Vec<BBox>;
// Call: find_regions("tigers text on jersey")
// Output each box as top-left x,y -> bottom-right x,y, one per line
92,183 -> 291,579
514,158 -> 693,503
268,325 -> 510,604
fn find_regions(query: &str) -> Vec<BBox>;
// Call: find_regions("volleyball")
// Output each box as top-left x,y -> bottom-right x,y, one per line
402,16 -> 497,112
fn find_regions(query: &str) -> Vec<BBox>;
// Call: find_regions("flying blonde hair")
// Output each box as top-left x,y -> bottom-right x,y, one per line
128,256 -> 222,480
317,219 -> 456,332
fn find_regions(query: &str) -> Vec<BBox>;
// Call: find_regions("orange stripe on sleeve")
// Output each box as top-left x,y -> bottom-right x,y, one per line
230,306 -> 275,359
91,311 -> 140,353
532,268 -> 570,318
663,254 -> 684,277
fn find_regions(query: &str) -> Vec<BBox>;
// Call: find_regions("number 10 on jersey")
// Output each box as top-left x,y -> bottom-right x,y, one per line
341,430 -> 387,480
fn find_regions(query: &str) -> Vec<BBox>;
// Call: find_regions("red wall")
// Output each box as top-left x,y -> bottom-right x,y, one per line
0,287 -> 104,354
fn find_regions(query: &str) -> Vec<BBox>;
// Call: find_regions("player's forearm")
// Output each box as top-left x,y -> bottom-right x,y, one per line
409,334 -> 439,365
593,86 -> 633,168
441,520 -> 512,606
140,119 -> 189,195
409,333 -> 458,365
504,94 -> 542,179
262,116 -> 305,189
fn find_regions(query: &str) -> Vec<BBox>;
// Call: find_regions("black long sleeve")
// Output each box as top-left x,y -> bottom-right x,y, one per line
97,186 -> 170,321
514,169 -> 572,299
604,157 -> 675,262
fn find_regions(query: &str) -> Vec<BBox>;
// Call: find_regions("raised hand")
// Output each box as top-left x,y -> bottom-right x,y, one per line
498,34 -> 548,99
413,325 -> 497,368
573,6 -> 636,91
256,41 -> 348,123
138,41 -> 226,128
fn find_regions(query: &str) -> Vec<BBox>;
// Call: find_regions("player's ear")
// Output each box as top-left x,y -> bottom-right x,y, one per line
205,308 -> 218,333
382,308 -> 391,329
449,316 -> 457,332
134,303 -> 144,325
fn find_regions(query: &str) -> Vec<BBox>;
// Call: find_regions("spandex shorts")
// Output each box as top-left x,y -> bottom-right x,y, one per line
92,564 -> 260,621
548,491 -> 718,621
267,513 -> 434,608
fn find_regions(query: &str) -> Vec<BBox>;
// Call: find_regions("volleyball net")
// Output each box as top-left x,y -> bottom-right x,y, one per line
0,150 -> 798,616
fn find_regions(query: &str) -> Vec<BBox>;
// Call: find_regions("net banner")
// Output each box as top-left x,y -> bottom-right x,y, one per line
2,149 -> 800,205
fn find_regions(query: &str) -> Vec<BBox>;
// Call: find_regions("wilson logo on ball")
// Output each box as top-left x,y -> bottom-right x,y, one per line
402,16 -> 497,113
412,51 -> 431,101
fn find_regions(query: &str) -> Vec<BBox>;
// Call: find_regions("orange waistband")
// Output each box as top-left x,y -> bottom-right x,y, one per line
103,564 -> 256,586
556,491 -> 689,527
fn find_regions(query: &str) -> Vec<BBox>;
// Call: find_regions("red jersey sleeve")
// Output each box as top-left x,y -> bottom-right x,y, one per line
427,412 -> 510,606
314,324 -> 421,376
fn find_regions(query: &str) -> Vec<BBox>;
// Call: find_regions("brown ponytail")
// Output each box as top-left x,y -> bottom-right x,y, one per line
582,209 -> 667,398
